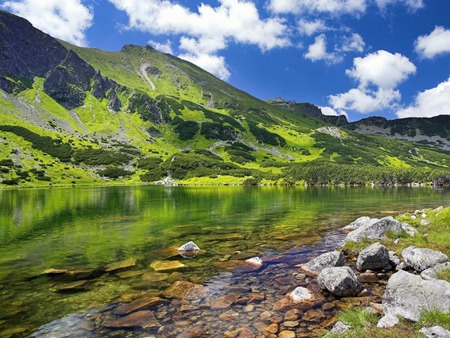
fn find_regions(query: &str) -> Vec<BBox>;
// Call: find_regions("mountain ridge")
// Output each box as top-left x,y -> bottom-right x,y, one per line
0,10 -> 449,187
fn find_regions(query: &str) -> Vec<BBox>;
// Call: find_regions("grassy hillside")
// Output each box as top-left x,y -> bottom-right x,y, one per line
0,11 -> 449,187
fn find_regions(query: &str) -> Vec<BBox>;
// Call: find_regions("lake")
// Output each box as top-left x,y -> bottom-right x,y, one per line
0,186 -> 448,337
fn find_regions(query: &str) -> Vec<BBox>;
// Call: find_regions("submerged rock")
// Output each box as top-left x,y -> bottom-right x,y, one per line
356,242 -> 389,271
401,246 -> 448,272
382,270 -> 450,322
178,241 -> 201,258
162,280 -> 205,299
105,258 -> 138,272
103,310 -> 160,330
114,297 -> 164,315
245,257 -> 263,267
150,260 -> 186,272
40,268 -> 100,281
54,280 -> 89,293
318,267 -> 363,297
288,287 -> 318,305
297,251 -> 345,275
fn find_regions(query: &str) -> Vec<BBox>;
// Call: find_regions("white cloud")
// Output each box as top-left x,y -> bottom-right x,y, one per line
375,0 -> 424,12
298,19 -> 329,36
340,33 -> 365,52
179,53 -> 231,81
108,0 -> 290,80
329,87 -> 401,113
148,39 -> 173,54
396,76 -> 450,118
320,106 -> 349,119
304,34 -> 342,63
415,26 -> 450,59
268,0 -> 367,15
2,0 -> 93,46
346,50 -> 416,89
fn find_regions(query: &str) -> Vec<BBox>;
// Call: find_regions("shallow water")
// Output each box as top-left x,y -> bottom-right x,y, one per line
0,186 -> 448,337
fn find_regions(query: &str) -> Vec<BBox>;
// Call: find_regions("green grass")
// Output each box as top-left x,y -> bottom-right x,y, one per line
416,310 -> 450,331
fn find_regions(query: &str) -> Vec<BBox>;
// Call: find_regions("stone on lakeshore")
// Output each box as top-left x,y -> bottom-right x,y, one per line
420,262 -> 450,280
303,309 -> 325,322
150,260 -> 185,272
213,260 -> 261,272
401,246 -> 448,272
114,297 -> 164,315
419,326 -> 450,338
382,270 -> 450,322
318,266 -> 363,297
356,242 -> 389,271
103,310 -> 160,330
245,257 -> 263,267
177,326 -> 204,338
54,280 -> 89,293
210,293 -> 240,310
278,331 -> 296,338
326,321 -> 351,335
297,251 -> 345,275
224,327 -> 255,338
388,251 -> 400,268
344,216 -> 408,243
341,216 -> 379,231
377,314 -> 399,328
105,257 -> 138,272
162,281 -> 203,299
284,309 -> 301,321
265,323 -> 279,334
178,241 -> 200,251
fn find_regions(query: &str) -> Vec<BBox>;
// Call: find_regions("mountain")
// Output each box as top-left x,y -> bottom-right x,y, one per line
0,10 -> 449,187
269,98 -> 450,151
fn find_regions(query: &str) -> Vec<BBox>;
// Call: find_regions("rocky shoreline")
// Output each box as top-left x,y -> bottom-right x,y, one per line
27,208 -> 450,338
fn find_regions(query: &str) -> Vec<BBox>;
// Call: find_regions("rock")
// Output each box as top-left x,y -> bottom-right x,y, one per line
141,272 -> 170,282
162,281 -> 203,299
284,309 -> 301,321
344,216 -> 407,243
401,246 -> 448,272
178,241 -> 200,258
303,309 -> 325,322
54,280 -> 89,293
150,260 -> 186,272
341,216 -> 379,231
356,242 -> 389,271
116,270 -> 144,279
114,297 -> 164,315
265,323 -> 279,334
213,260 -> 261,273
278,331 -> 296,338
358,272 -> 379,283
245,257 -> 263,267
318,267 -> 363,297
377,314 -> 399,328
158,246 -> 182,259
382,270 -> 450,321
210,294 -> 240,309
105,258 -> 138,272
288,287 -> 318,304
419,326 -> 450,338
103,310 -> 160,330
297,251 -> 345,275
421,262 -> 450,280
327,321 -> 351,335
177,326 -> 204,338
388,251 -> 400,268
40,268 -> 99,280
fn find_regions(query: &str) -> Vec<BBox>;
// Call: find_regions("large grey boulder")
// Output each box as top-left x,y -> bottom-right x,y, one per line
344,216 -> 409,243
419,326 -> 450,338
341,216 -> 379,231
382,270 -> 450,322
402,246 -> 448,272
318,266 -> 363,297
298,251 -> 345,275
421,262 -> 450,280
356,242 -> 389,271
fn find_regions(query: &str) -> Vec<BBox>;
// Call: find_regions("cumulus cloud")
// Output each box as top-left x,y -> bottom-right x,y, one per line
329,88 -> 401,113
268,0 -> 366,15
346,50 -> 416,89
320,106 -> 349,119
298,19 -> 329,36
396,76 -> 450,118
2,0 -> 93,46
108,0 -> 290,80
179,53 -> 231,81
148,39 -> 173,54
415,26 -> 450,59
340,33 -> 365,52
305,34 -> 342,63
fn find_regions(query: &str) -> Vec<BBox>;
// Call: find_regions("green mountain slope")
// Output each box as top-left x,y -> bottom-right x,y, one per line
0,10 -> 449,187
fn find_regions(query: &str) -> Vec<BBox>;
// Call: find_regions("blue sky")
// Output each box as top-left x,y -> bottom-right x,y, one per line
1,0 -> 450,121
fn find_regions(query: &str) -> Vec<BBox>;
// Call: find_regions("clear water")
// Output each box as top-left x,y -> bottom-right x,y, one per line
0,186 -> 448,336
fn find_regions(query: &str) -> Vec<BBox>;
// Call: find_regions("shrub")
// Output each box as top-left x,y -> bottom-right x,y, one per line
137,157 -> 163,169
97,166 -> 133,178
73,148 -> 132,165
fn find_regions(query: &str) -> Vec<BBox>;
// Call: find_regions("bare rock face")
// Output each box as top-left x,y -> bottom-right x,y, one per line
318,267 -> 363,297
401,246 -> 448,272
356,242 -> 389,272
382,270 -> 450,322
297,251 -> 345,275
